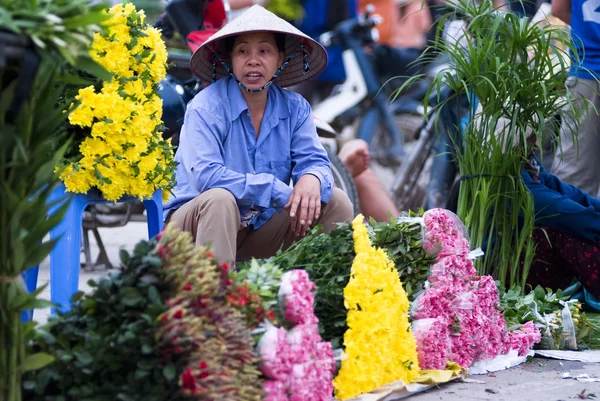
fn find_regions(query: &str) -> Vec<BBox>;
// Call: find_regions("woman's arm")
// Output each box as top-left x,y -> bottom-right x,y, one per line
552,0 -> 572,24
539,171 -> 600,211
523,170 -> 600,243
180,106 -> 292,210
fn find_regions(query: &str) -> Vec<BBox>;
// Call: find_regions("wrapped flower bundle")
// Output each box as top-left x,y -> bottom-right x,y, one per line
333,215 -> 421,400
258,270 -> 336,401
57,3 -> 176,201
413,209 -> 541,369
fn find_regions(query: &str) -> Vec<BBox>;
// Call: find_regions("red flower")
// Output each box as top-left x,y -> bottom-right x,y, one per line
266,310 -> 276,320
207,252 -> 213,258
238,296 -> 248,307
181,368 -> 196,390
174,310 -> 183,319
174,345 -> 183,354
585,252 -> 592,258
183,283 -> 192,291
198,371 -> 209,379
592,273 -> 598,280
222,262 -> 229,272
160,314 -> 168,324
199,361 -> 208,370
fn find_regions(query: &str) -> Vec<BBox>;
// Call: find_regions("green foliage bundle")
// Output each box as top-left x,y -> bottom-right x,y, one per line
23,240 -> 186,401
395,0 -> 584,291
501,285 -> 600,350
263,215 -> 435,349
24,225 -> 263,401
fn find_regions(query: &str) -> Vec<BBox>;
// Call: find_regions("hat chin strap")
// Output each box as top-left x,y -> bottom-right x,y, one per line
211,43 -> 310,93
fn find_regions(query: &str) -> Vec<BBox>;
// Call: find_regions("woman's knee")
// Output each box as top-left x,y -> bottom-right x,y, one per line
196,188 -> 237,211
321,188 -> 354,231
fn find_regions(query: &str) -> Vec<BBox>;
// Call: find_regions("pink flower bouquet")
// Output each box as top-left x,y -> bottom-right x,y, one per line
279,270 -> 319,325
413,208 -> 541,369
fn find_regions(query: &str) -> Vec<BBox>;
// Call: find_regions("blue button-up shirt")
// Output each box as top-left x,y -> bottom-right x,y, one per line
164,76 -> 334,230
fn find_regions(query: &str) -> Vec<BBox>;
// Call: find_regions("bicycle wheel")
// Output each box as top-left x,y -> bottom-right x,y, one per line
326,147 -> 361,216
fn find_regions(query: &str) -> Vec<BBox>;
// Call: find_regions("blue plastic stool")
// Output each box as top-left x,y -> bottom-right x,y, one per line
22,183 -> 163,319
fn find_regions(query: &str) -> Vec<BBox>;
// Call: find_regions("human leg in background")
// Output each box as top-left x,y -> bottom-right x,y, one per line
236,188 -> 354,261
551,77 -> 600,198
338,139 -> 400,222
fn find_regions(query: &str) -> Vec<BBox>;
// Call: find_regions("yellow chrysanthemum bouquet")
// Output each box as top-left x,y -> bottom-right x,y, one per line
56,3 -> 176,202
333,215 -> 421,400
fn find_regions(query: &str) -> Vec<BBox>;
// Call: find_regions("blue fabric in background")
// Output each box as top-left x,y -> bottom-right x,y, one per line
569,0 -> 600,78
295,0 -> 358,82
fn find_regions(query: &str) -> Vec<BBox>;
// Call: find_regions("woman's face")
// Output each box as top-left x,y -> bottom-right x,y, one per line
230,32 -> 284,91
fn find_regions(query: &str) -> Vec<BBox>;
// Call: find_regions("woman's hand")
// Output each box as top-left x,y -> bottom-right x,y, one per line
285,174 -> 321,238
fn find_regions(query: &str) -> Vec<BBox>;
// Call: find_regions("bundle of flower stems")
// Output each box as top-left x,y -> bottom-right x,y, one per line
415,0 -> 582,290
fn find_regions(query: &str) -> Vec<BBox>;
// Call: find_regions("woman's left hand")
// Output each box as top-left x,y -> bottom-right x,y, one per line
285,174 -> 321,238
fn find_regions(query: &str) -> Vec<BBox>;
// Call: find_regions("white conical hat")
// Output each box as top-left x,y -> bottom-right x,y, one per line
189,5 -> 328,88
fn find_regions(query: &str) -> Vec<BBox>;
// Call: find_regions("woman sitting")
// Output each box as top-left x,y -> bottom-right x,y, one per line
522,153 -> 600,301
164,6 -> 354,265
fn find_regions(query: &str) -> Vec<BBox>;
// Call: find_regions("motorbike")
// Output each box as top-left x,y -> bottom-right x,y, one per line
81,0 -> 360,269
311,4 -> 433,169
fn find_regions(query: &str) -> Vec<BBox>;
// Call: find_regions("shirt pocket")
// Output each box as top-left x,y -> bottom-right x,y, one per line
269,158 -> 292,184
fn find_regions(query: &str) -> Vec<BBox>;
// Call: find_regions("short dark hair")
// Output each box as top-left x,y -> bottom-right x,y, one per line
224,32 -> 286,55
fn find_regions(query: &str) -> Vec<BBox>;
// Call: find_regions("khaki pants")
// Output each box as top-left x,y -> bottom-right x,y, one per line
551,77 -> 600,198
168,187 -> 354,263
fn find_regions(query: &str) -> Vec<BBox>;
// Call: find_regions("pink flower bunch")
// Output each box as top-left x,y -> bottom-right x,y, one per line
506,321 -> 542,356
258,325 -> 294,380
279,270 -> 319,325
260,271 -> 335,401
413,209 -> 541,369
423,209 -> 471,258
412,317 -> 451,370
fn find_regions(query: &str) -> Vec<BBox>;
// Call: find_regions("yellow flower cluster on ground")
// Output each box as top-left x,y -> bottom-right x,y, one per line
57,3 -> 175,202
333,215 -> 421,400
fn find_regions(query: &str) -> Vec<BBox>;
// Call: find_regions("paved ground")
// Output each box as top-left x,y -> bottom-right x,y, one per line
414,358 -> 600,401
32,216 -> 600,400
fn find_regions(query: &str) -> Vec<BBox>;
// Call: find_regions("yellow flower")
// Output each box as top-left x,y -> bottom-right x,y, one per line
58,164 -> 95,194
59,3 -> 175,201
333,215 -> 420,400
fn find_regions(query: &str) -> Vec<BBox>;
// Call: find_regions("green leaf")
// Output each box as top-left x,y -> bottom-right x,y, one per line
163,364 -> 176,381
120,287 -> 144,307
119,248 -> 131,265
135,369 -> 150,379
21,352 -> 56,372
74,351 -> 93,366
63,11 -> 108,29
75,54 -> 113,81
17,298 -> 55,310
141,344 -> 153,354
23,238 -> 60,269
534,286 -> 545,301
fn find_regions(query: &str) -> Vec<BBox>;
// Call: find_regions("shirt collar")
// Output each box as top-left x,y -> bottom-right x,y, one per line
226,76 -> 291,122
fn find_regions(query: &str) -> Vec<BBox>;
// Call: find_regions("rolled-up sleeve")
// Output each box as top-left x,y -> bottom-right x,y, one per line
180,107 -> 292,209
290,99 -> 334,203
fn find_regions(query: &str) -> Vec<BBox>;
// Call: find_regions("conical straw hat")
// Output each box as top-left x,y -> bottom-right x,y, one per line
189,5 -> 328,88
